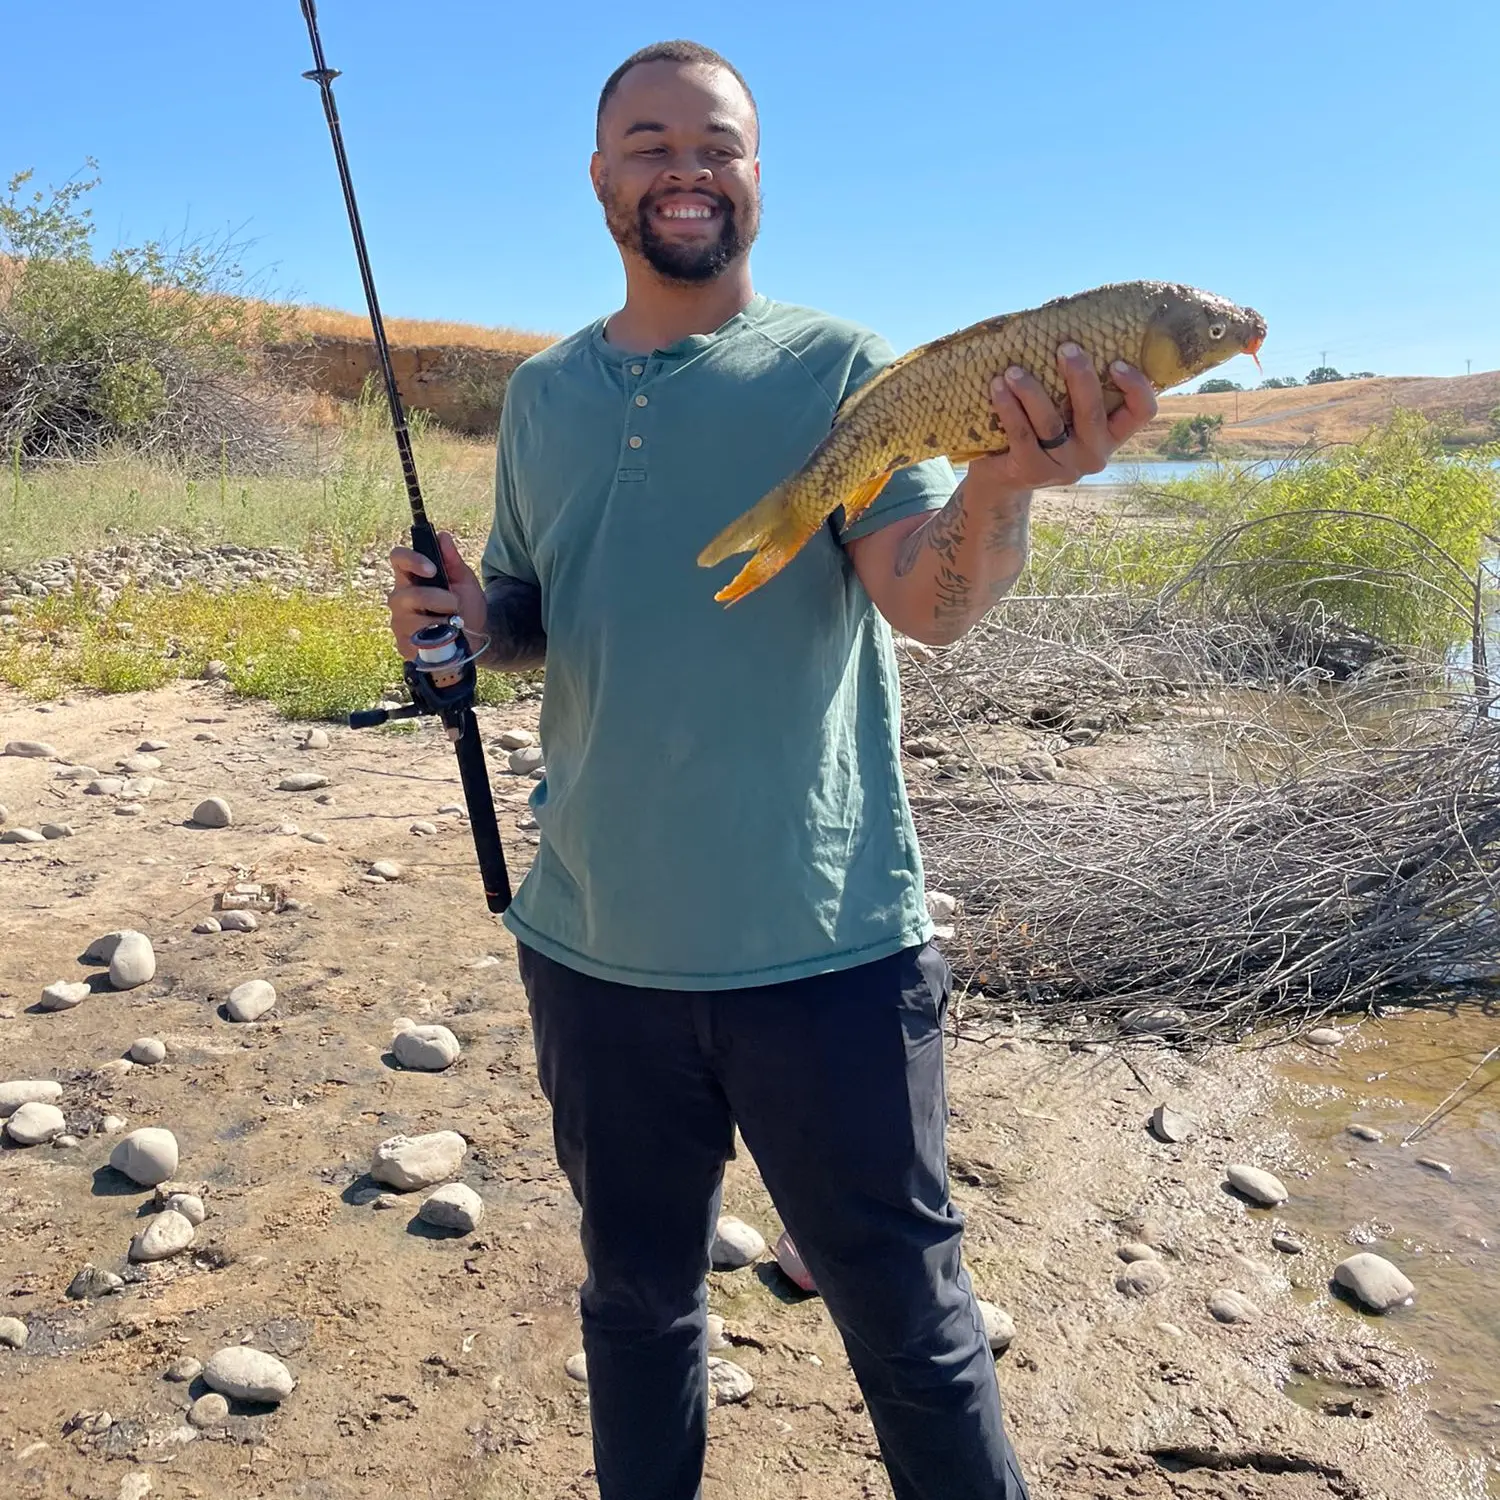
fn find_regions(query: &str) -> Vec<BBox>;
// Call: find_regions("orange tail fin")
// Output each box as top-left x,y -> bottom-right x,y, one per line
697,470 -> 893,606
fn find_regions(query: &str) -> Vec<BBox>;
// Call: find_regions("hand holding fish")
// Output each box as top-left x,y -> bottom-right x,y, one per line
968,342 -> 1159,495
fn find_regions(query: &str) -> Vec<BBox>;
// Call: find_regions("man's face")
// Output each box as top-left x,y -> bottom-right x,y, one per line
591,60 -> 761,285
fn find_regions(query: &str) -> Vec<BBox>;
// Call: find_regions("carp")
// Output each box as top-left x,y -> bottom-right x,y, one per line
698,280 -> 1266,604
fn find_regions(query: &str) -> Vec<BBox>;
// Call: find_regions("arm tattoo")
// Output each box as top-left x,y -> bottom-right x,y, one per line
933,565 -> 973,629
479,572 -> 547,671
894,490 -> 968,577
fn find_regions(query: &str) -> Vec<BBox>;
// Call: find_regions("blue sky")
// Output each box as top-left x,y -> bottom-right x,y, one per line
4,0 -> 1496,386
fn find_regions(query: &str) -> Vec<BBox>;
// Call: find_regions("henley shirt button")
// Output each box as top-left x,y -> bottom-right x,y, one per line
634,394 -> 648,407
628,435 -> 643,449
630,364 -> 644,375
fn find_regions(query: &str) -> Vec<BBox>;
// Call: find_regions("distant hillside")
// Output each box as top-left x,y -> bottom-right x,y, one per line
1123,370 -> 1500,456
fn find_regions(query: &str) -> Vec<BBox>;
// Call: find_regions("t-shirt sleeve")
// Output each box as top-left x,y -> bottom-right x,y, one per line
833,331 -> 958,545
479,387 -> 540,590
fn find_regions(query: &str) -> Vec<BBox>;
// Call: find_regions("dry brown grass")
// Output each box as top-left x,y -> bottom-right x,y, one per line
1124,369 -> 1500,456
262,299 -> 559,354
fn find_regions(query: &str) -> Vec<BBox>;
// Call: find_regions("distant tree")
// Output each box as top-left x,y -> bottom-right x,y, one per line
1348,371 -> 1376,380
1163,412 -> 1224,457
1306,366 -> 1345,384
1488,404 -> 1500,435
1198,378 -> 1242,393
1259,376 -> 1301,389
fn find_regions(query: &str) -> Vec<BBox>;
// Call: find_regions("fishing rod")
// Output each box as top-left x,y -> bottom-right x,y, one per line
298,0 -> 512,914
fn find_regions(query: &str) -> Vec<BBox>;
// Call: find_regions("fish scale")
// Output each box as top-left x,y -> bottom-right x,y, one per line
697,280 -> 1266,604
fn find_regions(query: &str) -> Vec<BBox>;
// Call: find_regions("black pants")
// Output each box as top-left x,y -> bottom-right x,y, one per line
517,938 -> 1031,1500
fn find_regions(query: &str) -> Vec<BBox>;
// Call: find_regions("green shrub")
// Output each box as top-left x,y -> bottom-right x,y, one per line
1147,411 -> 1500,652
0,161 -> 290,466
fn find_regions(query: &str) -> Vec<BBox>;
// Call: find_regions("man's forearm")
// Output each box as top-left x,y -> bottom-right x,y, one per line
477,573 -> 547,671
886,478 -> 1033,645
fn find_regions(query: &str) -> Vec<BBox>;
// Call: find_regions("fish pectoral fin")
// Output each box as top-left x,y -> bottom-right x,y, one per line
837,470 -> 893,530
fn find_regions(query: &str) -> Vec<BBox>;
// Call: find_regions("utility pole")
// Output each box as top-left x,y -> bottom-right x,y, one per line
1466,358 -> 1472,376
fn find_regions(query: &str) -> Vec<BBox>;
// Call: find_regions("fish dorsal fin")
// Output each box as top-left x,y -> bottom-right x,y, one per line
835,312 -> 1022,421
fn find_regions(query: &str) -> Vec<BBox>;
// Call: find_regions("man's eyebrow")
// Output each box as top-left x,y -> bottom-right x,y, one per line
621,117 -> 747,142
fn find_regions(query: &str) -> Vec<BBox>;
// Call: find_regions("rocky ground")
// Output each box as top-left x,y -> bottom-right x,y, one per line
0,682 -> 1477,1500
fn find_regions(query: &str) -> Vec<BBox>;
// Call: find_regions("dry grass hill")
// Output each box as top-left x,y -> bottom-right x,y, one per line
1130,370 -> 1500,456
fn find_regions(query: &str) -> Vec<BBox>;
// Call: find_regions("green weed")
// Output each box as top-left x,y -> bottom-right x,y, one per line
0,583 -> 516,720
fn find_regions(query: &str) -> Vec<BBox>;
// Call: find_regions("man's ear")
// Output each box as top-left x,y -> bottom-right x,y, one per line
589,151 -> 605,202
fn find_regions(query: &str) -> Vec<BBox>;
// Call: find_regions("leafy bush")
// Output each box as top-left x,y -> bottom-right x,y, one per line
1162,412 -> 1224,457
0,161 -> 291,467
1306,366 -> 1344,384
1143,411 -> 1500,653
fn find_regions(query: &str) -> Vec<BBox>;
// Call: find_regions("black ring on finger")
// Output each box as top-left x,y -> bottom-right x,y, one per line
1037,424 -> 1070,451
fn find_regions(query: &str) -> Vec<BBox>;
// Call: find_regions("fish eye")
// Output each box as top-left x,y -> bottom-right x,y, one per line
1208,322 -> 1226,340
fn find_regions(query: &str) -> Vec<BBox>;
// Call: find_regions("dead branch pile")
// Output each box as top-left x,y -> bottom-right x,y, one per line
913,713 -> 1500,1039
900,593 -> 1419,750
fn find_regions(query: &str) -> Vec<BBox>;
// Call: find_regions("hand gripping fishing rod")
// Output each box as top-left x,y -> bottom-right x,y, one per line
298,0 -> 511,913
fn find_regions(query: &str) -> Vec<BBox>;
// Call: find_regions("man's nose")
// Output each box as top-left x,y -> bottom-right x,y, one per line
662,158 -> 714,183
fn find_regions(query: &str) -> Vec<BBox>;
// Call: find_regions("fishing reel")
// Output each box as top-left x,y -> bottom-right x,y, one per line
348,615 -> 488,732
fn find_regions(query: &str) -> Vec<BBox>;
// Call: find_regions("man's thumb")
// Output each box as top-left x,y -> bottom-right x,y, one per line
437,530 -> 470,579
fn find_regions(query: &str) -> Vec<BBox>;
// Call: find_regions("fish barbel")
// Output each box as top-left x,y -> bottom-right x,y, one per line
697,280 -> 1266,604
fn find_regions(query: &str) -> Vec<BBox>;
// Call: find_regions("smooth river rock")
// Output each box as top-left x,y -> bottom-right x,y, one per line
1150,1103 -> 1197,1144
129,1209 -> 196,1262
188,1393 -> 230,1428
392,1024 -> 461,1071
1334,1252 -> 1415,1312
40,980 -> 90,1011
0,1316 -> 28,1349
1225,1164 -> 1289,1207
4,739 -> 57,757
419,1182 -> 485,1233
190,797 -> 233,828
110,1127 -> 180,1186
203,1346 -> 296,1403
0,1080 -> 63,1117
1306,1027 -> 1346,1047
1,827 -> 44,844
976,1299 -> 1016,1352
108,931 -> 156,990
129,1037 -> 166,1065
226,980 -> 276,1022
707,1357 -> 754,1405
1208,1289 -> 1260,1323
5,1101 -> 67,1145
1116,1260 -> 1170,1298
711,1216 -> 767,1269
218,910 -> 259,933
371,1130 -> 467,1191
278,772 -> 329,792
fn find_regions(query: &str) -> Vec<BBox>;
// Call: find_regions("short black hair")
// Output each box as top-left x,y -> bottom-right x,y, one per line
596,40 -> 758,144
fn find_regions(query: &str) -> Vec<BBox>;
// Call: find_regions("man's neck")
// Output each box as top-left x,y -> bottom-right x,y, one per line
603,260 -> 755,354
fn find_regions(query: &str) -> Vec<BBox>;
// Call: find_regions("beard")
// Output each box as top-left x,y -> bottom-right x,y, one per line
599,174 -> 759,284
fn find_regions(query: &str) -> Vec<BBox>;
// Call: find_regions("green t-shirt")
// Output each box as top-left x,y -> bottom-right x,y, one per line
480,292 -> 956,989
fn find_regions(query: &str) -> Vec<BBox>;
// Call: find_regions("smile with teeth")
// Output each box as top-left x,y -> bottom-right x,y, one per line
657,202 -> 718,220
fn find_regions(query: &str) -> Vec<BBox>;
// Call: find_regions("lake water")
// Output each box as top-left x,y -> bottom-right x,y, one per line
1271,1007 -> 1500,1493
953,455 -> 1500,487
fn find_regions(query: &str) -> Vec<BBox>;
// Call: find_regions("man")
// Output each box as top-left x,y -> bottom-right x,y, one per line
387,40 -> 1157,1500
